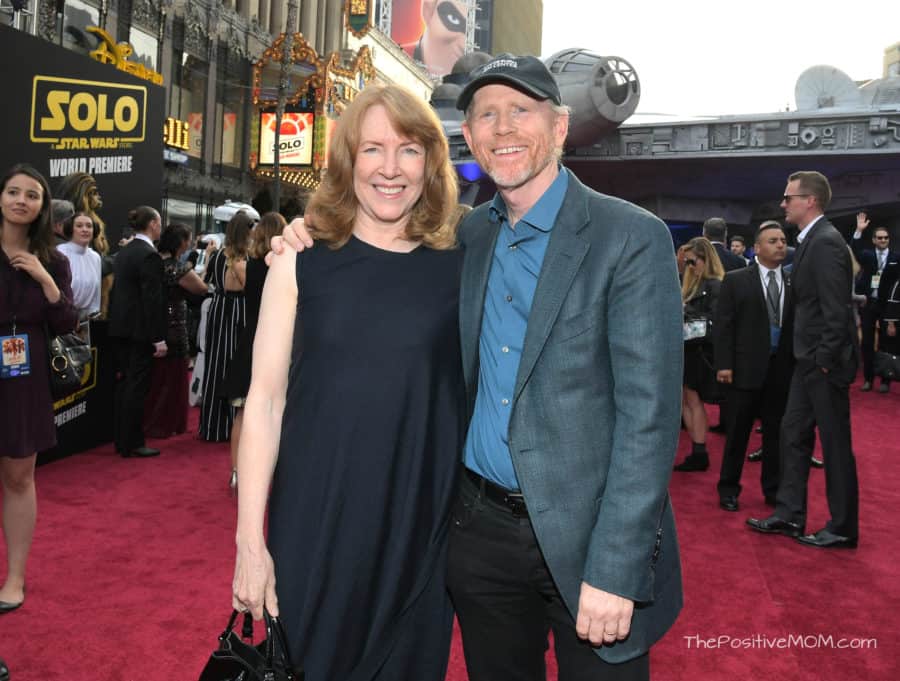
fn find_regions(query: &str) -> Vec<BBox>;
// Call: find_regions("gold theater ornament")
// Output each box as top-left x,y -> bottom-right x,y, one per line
87,26 -> 164,86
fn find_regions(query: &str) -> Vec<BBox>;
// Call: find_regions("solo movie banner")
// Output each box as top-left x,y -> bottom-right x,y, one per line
0,23 -> 165,249
0,25 -> 164,461
258,112 -> 315,166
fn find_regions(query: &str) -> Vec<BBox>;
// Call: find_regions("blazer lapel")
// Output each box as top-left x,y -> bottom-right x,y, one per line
792,217 -> 827,274
746,262 -> 768,318
513,176 -> 590,402
459,216 -> 501,394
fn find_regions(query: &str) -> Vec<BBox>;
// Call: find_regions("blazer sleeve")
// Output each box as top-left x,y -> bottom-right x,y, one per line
849,234 -> 866,262
877,258 -> 899,312
812,235 -> 854,370
139,251 -> 167,343
581,211 -> 684,603
714,274 -> 737,372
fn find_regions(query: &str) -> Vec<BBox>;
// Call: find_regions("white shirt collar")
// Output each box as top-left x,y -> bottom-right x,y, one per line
756,260 -> 783,282
796,214 -> 824,243
134,233 -> 155,248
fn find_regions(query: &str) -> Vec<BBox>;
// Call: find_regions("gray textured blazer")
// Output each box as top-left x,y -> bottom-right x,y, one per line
457,169 -> 685,662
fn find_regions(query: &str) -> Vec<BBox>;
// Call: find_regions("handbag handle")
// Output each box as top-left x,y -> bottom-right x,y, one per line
219,608 -> 299,679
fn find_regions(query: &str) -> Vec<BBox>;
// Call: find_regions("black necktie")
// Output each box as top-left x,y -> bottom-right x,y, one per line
766,270 -> 780,327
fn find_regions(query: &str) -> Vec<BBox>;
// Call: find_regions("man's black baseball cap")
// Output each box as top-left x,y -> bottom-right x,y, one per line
456,53 -> 562,112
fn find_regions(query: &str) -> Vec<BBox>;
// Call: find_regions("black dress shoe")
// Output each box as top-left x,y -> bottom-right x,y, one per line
796,528 -> 857,549
810,456 -> 824,468
860,381 -> 872,392
879,382 -> 890,394
746,515 -> 804,537
673,454 -> 709,472
0,657 -> 9,681
122,446 -> 160,458
719,496 -> 739,512
754,425 -> 763,434
747,448 -> 762,462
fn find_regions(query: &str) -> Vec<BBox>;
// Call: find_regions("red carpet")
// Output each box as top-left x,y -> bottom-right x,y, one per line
1,377 -> 899,680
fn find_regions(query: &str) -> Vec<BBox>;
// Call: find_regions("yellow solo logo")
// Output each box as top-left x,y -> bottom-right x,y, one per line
30,76 -> 147,149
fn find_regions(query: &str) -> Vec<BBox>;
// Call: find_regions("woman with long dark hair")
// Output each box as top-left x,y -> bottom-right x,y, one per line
198,211 -> 252,442
0,164 -> 77,612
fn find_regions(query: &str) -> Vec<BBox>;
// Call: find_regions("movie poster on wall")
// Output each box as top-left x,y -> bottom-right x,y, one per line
258,112 -> 314,166
390,0 -> 470,79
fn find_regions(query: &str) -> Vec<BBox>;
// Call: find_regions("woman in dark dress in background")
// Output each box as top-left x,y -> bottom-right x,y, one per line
674,236 -> 725,472
231,85 -> 463,681
143,223 -> 210,438
0,164 -> 77,612
223,211 -> 286,490
198,212 -> 251,442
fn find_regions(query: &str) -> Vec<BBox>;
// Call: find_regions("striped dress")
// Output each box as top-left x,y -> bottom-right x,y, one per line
198,250 -> 246,441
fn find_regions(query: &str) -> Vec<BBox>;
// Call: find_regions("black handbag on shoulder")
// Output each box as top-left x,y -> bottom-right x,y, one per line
198,608 -> 303,681
47,331 -> 91,400
874,351 -> 900,380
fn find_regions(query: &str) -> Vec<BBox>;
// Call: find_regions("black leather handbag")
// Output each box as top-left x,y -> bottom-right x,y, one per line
47,331 -> 91,400
198,609 -> 302,681
874,351 -> 900,380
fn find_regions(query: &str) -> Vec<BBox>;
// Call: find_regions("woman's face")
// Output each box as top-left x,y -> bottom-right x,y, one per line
352,104 -> 426,232
71,215 -> 94,247
686,251 -> 706,276
1,173 -> 43,227
176,237 -> 191,258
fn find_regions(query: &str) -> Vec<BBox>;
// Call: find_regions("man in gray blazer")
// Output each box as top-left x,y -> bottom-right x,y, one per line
447,54 -> 684,681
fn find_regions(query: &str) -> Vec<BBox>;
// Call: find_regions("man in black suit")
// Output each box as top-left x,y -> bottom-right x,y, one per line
703,217 -> 747,272
108,206 -> 167,458
702,217 -> 744,434
747,171 -> 859,549
851,212 -> 899,393
715,222 -> 793,512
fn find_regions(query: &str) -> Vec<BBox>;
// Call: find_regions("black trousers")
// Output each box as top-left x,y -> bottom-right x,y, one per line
447,471 -> 650,681
860,301 -> 890,383
775,364 -> 859,538
113,338 -> 154,452
717,357 -> 788,500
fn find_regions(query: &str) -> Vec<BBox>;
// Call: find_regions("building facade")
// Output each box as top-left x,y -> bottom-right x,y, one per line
5,0 -> 433,232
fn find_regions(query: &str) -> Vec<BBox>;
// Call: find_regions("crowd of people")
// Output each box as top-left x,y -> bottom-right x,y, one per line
1,51 -> 896,681
672,177 -> 897,551
0,161 -> 288,649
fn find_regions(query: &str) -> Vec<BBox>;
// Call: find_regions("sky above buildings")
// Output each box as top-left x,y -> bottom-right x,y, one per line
541,0 -> 899,119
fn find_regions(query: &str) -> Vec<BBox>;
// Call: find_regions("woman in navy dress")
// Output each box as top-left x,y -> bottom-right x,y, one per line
231,85 -> 463,680
0,164 -> 77,612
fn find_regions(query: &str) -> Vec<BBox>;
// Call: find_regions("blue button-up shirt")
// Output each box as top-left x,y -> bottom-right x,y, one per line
463,169 -> 569,490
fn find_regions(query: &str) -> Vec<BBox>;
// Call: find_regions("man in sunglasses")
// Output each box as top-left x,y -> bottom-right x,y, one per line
747,171 -> 859,549
851,212 -> 899,393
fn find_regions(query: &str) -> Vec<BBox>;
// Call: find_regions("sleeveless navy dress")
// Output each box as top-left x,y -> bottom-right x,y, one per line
267,236 -> 465,681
